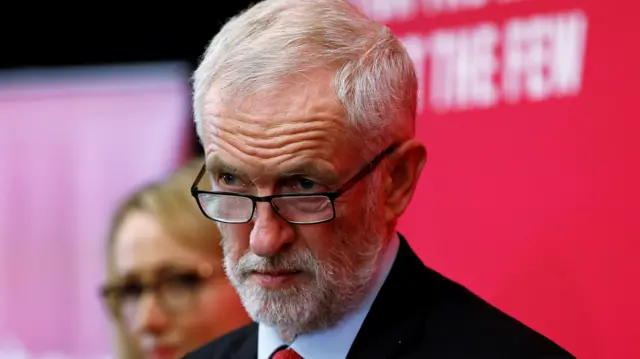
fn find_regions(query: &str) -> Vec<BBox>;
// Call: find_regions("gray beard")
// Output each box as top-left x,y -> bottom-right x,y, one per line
220,185 -> 386,337
226,231 -> 384,337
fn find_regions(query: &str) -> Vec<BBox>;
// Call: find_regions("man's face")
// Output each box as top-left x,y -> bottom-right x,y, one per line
200,72 -> 389,336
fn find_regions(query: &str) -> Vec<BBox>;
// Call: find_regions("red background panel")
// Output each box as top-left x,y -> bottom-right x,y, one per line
351,0 -> 640,358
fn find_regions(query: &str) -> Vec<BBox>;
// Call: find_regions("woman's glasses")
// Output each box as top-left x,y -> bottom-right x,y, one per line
100,265 -> 213,328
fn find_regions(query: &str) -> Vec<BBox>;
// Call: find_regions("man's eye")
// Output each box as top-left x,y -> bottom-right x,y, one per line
219,173 -> 238,186
298,178 -> 316,190
284,177 -> 320,193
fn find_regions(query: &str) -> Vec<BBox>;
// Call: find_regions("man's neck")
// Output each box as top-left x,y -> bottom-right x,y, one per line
277,329 -> 297,344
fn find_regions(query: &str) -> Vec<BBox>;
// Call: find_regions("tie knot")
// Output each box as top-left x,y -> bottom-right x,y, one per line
271,346 -> 304,359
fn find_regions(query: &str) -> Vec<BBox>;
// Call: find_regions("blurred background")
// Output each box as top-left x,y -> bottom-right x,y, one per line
0,4 -> 255,359
0,1 -> 638,358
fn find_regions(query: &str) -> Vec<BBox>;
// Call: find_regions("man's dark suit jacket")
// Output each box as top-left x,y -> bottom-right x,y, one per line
185,235 -> 574,359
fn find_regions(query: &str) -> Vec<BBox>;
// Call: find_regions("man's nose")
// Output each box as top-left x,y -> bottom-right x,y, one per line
132,293 -> 170,335
250,201 -> 295,257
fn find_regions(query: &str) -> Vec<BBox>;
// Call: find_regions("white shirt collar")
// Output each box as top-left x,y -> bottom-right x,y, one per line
258,233 -> 400,359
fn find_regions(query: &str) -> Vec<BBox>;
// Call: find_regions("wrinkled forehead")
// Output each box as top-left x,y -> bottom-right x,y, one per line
200,72 -> 360,182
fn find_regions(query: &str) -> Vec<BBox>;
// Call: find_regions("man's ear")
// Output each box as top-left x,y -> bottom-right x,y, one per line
384,139 -> 427,222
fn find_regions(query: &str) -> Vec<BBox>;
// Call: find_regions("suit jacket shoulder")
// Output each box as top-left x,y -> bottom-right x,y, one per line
184,323 -> 257,359
347,235 -> 575,359
407,264 -> 573,358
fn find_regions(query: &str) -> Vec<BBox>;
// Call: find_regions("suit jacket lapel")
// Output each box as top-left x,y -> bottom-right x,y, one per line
234,323 -> 259,359
347,235 -> 431,359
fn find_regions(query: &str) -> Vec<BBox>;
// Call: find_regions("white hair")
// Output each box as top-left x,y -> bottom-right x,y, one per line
192,0 -> 418,157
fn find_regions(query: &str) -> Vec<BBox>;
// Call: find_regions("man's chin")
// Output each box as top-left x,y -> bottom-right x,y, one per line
239,286 -> 314,321
248,296 -> 336,338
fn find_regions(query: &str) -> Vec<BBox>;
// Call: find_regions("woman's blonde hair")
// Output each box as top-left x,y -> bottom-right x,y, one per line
105,158 -> 220,359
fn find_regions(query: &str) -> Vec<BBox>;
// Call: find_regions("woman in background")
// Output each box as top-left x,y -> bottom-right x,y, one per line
100,159 -> 251,359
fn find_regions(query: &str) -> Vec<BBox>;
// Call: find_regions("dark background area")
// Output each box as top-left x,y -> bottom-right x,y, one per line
0,5 -> 255,70
0,3 -> 255,155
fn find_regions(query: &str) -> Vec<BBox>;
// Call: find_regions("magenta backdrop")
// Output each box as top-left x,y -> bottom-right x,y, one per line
0,64 -> 192,358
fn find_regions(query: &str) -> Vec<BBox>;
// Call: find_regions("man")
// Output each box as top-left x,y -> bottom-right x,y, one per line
185,0 -> 575,358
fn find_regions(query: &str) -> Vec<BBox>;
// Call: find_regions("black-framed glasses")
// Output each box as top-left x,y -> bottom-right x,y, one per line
190,144 -> 398,225
99,265 -> 213,327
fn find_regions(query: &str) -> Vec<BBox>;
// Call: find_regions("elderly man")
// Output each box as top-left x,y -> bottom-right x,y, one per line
185,0 -> 574,358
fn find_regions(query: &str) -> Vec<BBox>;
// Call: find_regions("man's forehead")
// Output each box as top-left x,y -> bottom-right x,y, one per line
200,115 -> 359,182
199,71 -> 362,182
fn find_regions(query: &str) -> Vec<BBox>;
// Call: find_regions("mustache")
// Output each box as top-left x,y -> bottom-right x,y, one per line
234,248 -> 319,275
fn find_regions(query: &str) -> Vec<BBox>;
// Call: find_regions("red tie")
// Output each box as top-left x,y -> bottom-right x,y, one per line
271,347 -> 304,359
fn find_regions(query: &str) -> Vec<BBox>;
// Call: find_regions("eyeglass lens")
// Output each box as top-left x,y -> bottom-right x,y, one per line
197,193 -> 334,224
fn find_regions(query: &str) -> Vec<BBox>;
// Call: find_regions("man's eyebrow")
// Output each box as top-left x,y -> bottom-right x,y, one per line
206,157 -> 244,175
206,157 -> 340,184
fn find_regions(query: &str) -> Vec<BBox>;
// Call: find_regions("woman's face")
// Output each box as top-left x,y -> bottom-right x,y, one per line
111,211 -> 250,359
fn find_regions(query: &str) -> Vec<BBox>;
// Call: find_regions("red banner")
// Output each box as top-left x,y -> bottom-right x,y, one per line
350,1 -> 640,358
